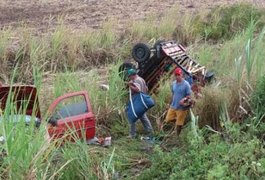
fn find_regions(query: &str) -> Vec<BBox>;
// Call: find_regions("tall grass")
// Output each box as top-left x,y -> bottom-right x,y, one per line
129,14 -> 158,41
0,92 -> 64,179
252,28 -> 265,78
128,5 -> 193,42
202,3 -> 265,41
173,13 -> 204,45
157,5 -> 180,39
58,141 -> 115,179
192,19 -> 265,124
0,27 -> 12,65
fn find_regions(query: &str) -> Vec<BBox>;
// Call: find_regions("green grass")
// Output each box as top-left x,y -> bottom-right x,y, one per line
201,3 -> 265,41
0,93 -> 61,179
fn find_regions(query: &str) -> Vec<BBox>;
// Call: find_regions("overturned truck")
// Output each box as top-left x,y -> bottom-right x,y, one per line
119,40 -> 215,94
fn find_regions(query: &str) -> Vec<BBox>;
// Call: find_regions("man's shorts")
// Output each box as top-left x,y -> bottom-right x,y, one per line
165,108 -> 188,126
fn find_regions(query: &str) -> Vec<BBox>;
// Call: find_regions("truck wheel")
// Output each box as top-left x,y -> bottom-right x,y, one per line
118,62 -> 136,81
132,43 -> 151,63
153,40 -> 165,59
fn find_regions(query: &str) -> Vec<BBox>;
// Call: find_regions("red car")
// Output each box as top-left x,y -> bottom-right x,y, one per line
0,85 -> 96,142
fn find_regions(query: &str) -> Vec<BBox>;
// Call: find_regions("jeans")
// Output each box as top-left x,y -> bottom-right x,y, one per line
129,113 -> 153,137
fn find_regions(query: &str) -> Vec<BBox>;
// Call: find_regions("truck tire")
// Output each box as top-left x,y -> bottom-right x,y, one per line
132,43 -> 151,63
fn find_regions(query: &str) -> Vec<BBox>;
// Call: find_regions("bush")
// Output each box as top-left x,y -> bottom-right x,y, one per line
192,85 -> 226,131
252,75 -> 265,120
202,3 -> 265,41
139,133 -> 265,179
249,75 -> 265,140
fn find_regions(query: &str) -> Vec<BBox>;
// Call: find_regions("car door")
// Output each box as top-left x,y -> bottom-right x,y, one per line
47,91 -> 96,141
0,85 -> 41,118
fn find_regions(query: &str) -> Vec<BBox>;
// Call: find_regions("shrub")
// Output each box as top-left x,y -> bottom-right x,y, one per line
192,85 -> 226,131
202,3 -> 265,41
252,75 -> 265,120
139,133 -> 265,179
250,75 -> 265,140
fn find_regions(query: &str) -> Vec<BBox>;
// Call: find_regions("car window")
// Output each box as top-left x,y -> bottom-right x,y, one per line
50,95 -> 89,121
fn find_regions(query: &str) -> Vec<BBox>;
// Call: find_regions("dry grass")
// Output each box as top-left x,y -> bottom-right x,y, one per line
192,84 -> 227,131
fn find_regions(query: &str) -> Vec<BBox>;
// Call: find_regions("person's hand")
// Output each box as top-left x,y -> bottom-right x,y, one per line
179,97 -> 192,107
179,97 -> 185,106
126,81 -> 133,87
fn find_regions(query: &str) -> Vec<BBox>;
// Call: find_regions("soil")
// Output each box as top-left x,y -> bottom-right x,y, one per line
0,0 -> 264,33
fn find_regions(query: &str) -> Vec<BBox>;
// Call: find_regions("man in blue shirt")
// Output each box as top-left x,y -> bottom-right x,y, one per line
164,67 -> 192,136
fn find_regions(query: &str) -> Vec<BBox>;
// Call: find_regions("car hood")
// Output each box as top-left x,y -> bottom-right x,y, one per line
0,85 -> 41,119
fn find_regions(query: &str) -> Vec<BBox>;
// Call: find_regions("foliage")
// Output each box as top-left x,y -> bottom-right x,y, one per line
251,75 -> 265,124
202,3 -> 265,41
192,85 -> 226,131
0,100 -> 62,179
172,13 -> 204,45
139,126 -> 265,179
57,142 -> 115,180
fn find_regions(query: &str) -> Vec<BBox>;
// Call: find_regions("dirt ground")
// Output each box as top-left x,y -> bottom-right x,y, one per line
0,0 -> 264,33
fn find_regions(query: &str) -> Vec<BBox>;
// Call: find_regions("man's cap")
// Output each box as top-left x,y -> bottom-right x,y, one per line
127,69 -> 137,76
174,67 -> 182,76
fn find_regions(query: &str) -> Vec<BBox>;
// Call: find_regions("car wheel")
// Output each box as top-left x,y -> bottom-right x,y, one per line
132,43 -> 151,63
118,62 -> 136,81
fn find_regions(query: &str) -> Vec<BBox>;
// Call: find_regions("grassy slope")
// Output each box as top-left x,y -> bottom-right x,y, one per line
1,3 -> 265,179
